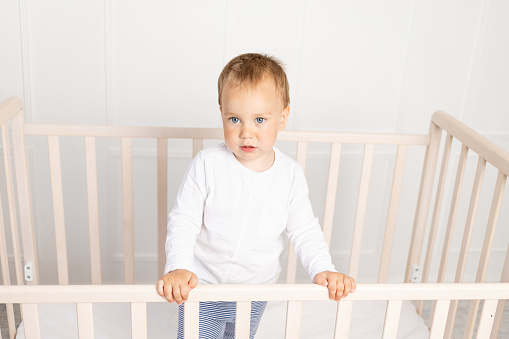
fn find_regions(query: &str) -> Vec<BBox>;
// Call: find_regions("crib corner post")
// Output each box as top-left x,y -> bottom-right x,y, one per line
405,120 -> 442,283
11,110 -> 39,285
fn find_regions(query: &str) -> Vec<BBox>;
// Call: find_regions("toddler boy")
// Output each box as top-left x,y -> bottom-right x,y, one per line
157,53 -> 355,339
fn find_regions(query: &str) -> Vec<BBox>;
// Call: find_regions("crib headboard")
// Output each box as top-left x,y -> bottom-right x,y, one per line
0,97 -> 508,297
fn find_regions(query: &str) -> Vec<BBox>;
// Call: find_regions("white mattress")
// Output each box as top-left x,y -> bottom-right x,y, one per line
16,299 -> 429,338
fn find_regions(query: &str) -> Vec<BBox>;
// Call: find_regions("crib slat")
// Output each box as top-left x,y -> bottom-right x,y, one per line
193,139 -> 203,157
48,136 -> 69,285
475,300 -> 498,339
405,122 -> 442,282
437,144 -> 468,284
77,302 -> 94,339
121,138 -> 135,284
491,245 -> 509,339
322,142 -> 342,247
378,145 -> 407,283
0,186 -> 17,338
465,171 -> 507,338
349,144 -> 374,278
85,137 -> 102,285
334,300 -> 353,339
235,301 -> 251,339
444,156 -> 486,339
184,301 -> 199,339
12,112 -> 39,284
382,300 -> 402,339
22,303 -> 41,339
285,301 -> 303,339
429,299 -> 450,338
157,139 -> 168,276
286,142 -> 308,284
421,134 -> 453,285
131,302 -> 147,339
2,125 -> 23,285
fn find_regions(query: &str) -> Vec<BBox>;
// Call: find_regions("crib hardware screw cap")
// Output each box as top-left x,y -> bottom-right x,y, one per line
24,262 -> 33,282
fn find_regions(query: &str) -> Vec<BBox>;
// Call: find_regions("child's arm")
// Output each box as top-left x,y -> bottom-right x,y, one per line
157,269 -> 198,305
314,271 -> 356,301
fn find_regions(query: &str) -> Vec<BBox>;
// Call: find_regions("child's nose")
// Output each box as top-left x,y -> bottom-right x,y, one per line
240,125 -> 253,139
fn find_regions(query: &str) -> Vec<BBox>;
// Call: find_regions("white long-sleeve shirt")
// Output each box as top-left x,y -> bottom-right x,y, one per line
164,143 -> 335,284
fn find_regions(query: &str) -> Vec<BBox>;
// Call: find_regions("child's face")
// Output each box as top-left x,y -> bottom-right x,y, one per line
220,79 -> 289,172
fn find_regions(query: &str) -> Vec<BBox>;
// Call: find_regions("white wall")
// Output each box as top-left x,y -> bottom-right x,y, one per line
1,0 -> 508,284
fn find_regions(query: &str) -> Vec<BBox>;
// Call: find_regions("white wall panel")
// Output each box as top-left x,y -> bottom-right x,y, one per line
462,0 -> 509,134
0,0 -> 24,101
113,0 -> 226,127
396,0 -> 485,133
27,0 -> 106,124
0,1 -> 508,285
296,0 -> 414,132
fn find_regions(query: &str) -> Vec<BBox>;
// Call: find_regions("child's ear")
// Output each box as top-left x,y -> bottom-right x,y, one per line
279,106 -> 290,131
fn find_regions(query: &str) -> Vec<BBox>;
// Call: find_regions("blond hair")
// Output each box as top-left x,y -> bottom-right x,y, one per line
218,53 -> 290,108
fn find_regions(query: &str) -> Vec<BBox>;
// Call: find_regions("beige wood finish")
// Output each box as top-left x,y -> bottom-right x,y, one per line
465,171 -> 507,339
378,145 -> 407,283
349,144 -> 374,278
334,300 -> 353,339
157,139 -> 168,276
131,302 -> 147,339
85,137 -> 102,285
11,111 -> 39,284
121,138 -> 135,284
76,302 -> 94,339
491,245 -> 509,339
285,141 -> 308,284
421,134 -> 453,286
2,125 -> 23,285
48,136 -> 70,285
184,301 -> 199,339
382,300 -> 402,339
405,121 -> 442,282
285,300 -> 303,339
322,142 -> 342,248
235,301 -> 251,338
0,97 -> 23,125
21,304 -> 41,339
429,299 -> 450,339
444,155 -> 486,339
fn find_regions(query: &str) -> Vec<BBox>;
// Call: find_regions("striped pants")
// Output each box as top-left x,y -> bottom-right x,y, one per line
177,301 -> 267,339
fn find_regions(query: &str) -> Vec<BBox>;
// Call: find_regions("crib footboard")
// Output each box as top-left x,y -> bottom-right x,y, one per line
1,283 -> 508,339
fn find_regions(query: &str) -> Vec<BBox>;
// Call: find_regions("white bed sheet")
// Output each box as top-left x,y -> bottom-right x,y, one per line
16,299 -> 429,338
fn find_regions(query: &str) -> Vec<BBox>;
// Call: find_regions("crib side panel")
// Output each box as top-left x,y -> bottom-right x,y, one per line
419,111 -> 509,338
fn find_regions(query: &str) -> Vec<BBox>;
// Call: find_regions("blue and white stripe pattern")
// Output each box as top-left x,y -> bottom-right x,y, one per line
177,301 -> 267,338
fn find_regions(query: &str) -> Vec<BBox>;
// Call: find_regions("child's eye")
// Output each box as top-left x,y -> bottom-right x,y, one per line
230,117 -> 240,123
255,117 -> 265,123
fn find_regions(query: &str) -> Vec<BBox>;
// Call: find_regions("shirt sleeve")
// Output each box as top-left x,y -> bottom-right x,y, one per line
285,166 -> 336,281
164,152 -> 207,274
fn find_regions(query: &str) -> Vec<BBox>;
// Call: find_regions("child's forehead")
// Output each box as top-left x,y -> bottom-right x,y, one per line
222,78 -> 284,105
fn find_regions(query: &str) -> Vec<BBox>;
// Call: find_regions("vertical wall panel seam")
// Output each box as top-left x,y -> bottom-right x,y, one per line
394,0 -> 418,133
104,0 -> 115,125
289,0 -> 308,131
458,0 -> 492,122
18,0 -> 32,122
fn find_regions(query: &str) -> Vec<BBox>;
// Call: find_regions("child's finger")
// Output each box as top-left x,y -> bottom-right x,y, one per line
173,284 -> 183,305
180,282 -> 190,302
350,277 -> 357,293
163,283 -> 174,303
156,279 -> 164,297
327,279 -> 338,300
342,278 -> 352,297
334,281 -> 345,301
189,273 -> 198,290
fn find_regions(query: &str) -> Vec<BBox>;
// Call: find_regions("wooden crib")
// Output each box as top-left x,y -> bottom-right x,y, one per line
0,96 -> 508,338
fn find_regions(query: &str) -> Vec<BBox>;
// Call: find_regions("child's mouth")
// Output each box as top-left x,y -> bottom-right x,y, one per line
241,146 -> 256,152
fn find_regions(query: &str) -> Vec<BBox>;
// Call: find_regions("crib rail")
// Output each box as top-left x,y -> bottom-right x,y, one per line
1,283 -> 508,339
405,111 -> 509,339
